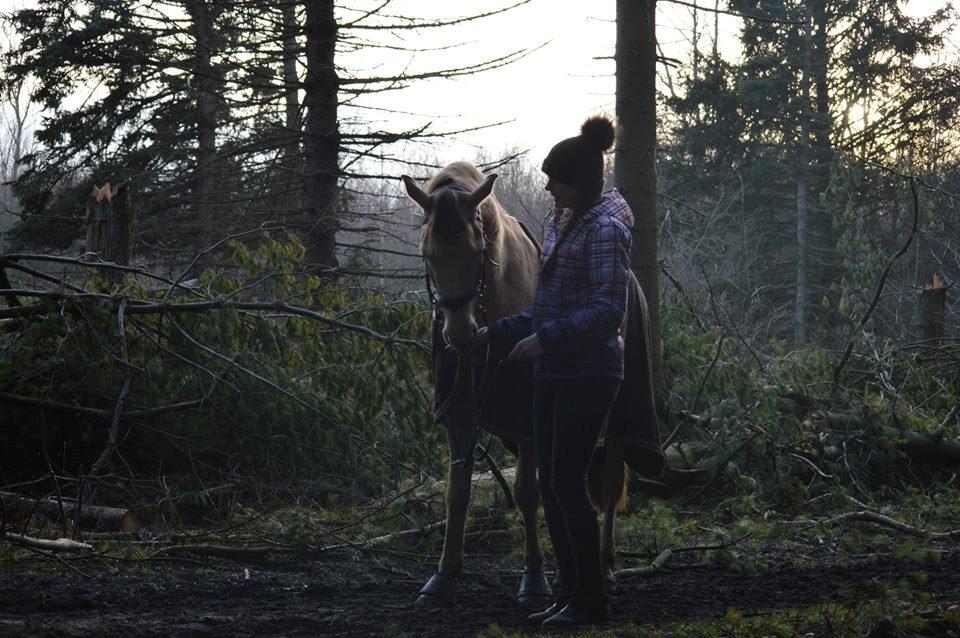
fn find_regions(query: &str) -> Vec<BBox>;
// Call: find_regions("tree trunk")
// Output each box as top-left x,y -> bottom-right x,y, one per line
810,0 -> 837,330
691,2 -> 701,128
712,0 -> 719,60
279,0 -> 304,217
919,273 -> 946,345
795,4 -> 813,346
186,0 -> 222,250
302,0 -> 339,271
811,0 -> 831,165
282,0 -> 301,154
615,0 -> 661,396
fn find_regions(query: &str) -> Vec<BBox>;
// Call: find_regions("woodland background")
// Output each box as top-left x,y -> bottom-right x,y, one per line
0,1 -> 959,636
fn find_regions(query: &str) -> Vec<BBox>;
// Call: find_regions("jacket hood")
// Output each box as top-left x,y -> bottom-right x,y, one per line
595,188 -> 634,230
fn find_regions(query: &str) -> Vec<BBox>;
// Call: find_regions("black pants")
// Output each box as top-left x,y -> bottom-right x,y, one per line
533,377 -> 620,609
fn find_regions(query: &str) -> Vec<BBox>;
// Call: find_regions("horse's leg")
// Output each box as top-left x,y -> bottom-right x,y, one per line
514,439 -> 551,608
417,415 -> 475,608
600,442 -> 626,589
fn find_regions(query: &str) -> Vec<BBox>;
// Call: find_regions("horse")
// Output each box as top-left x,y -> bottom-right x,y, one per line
402,161 -> 660,609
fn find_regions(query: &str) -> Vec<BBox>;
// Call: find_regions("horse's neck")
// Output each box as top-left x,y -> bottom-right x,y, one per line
481,209 -> 539,321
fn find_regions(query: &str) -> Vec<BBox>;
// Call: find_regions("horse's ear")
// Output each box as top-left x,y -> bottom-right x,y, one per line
401,175 -> 432,211
468,173 -> 498,208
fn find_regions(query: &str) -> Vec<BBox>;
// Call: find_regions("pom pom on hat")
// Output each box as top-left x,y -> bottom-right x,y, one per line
580,115 -> 615,152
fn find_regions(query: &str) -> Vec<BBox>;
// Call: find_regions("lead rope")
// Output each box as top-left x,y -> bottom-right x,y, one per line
454,256 -> 500,466
449,296 -> 495,466
427,223 -> 494,463
439,254 -> 500,467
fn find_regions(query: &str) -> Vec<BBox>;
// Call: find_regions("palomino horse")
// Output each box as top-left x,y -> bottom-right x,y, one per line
402,161 -> 647,608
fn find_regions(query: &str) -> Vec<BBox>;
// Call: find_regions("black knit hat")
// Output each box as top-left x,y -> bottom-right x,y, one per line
541,115 -> 616,203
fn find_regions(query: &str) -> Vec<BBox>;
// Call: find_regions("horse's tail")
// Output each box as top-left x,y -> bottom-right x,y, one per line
587,446 -> 629,514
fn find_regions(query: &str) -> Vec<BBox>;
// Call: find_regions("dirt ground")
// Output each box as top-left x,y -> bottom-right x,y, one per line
1,546 -> 959,637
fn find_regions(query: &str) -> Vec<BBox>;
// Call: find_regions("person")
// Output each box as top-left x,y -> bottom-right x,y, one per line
474,115 -> 632,628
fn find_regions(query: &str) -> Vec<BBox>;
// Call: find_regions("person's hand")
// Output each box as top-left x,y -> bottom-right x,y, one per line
507,333 -> 544,362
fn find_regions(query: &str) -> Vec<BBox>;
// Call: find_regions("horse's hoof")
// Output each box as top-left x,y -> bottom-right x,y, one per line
517,571 -> 553,609
416,573 -> 456,608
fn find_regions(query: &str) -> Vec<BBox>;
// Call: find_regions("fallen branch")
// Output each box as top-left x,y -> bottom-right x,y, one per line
149,544 -> 275,560
0,291 -> 430,354
614,549 -> 673,576
464,528 -> 514,543
1,258 -> 87,294
619,531 -> 752,561
75,530 -> 140,541
0,392 -> 205,421
785,509 -> 960,541
787,452 -> 835,479
1,253 -> 201,294
812,411 -> 960,464
932,402 -> 960,439
320,519 -> 445,553
1,531 -> 92,552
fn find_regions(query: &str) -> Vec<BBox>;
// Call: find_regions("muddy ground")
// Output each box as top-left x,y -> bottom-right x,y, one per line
1,544 -> 958,637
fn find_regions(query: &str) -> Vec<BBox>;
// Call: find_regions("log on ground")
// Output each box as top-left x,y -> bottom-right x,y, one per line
1,492 -> 140,533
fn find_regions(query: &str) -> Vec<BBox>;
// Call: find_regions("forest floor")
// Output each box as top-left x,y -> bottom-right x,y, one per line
1,523 -> 959,637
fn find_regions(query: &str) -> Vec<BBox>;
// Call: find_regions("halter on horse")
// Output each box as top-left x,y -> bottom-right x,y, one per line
422,183 -> 490,319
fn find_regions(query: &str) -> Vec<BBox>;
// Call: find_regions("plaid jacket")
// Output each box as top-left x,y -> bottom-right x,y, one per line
487,188 -> 633,380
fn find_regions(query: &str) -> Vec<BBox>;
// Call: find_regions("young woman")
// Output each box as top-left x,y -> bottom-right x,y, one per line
475,115 -> 632,628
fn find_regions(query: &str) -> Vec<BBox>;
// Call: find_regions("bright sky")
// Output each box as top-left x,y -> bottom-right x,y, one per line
0,0 -> 953,168
339,0 -> 740,164
0,0 -> 742,164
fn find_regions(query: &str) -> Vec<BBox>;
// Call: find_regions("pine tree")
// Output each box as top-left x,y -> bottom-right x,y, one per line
4,1 -> 533,275
660,0 -> 956,344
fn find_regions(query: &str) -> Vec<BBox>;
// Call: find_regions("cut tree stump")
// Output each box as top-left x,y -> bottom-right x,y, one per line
919,273 -> 947,346
84,182 -> 136,283
1,492 -> 140,533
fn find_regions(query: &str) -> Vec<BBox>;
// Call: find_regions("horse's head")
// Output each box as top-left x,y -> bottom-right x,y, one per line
402,172 -> 498,350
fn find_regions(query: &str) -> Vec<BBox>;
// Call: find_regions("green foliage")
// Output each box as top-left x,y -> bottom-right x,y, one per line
0,235 -> 440,503
659,286 -> 959,510
618,501 -> 699,556
642,579 -> 959,638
